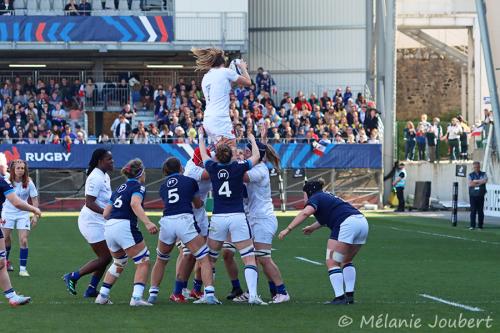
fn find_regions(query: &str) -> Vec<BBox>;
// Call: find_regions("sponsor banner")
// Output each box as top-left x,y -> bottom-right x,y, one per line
0,16 -> 173,42
0,143 -> 382,169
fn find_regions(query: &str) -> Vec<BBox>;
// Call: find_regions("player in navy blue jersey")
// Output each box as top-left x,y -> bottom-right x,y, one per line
198,127 -> 267,305
0,176 -> 41,307
148,157 -> 219,305
95,159 -> 159,307
279,179 -> 369,305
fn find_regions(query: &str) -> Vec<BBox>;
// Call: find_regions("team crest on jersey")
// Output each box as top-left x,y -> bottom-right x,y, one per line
217,169 -> 229,180
167,178 -> 178,187
140,186 -> 145,192
117,184 -> 127,193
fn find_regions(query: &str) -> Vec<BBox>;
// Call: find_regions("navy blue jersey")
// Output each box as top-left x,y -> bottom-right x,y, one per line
306,192 -> 361,230
0,177 -> 14,213
160,173 -> 199,216
108,179 -> 146,226
205,159 -> 252,214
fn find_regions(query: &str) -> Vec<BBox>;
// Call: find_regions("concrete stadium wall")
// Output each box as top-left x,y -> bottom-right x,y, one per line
404,161 -> 473,203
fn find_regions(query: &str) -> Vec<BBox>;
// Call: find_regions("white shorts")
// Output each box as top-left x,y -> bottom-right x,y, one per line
193,207 -> 209,237
78,206 -> 106,244
204,119 -> 235,143
249,215 -> 277,245
1,213 -> 31,231
104,219 -> 143,253
159,213 -> 200,246
337,215 -> 369,245
209,213 -> 252,243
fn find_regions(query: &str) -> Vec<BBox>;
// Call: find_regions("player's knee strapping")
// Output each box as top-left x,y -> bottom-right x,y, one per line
222,241 -> 236,253
156,248 -> 170,261
133,247 -> 150,264
208,248 -> 219,260
182,246 -> 192,256
193,245 -> 209,260
0,250 -> 6,259
326,249 -> 345,263
108,254 -> 128,277
239,245 -> 255,258
254,249 -> 271,258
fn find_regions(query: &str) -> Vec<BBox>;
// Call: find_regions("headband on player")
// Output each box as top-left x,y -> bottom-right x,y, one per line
135,167 -> 144,179
246,141 -> 267,161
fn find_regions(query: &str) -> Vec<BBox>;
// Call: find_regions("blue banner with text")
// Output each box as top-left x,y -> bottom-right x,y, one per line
0,144 -> 382,169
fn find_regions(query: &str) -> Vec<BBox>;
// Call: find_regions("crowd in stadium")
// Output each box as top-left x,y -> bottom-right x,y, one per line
0,68 -> 382,146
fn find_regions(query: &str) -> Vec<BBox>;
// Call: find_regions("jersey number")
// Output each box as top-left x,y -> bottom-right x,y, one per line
113,196 -> 123,208
218,181 -> 232,197
168,188 -> 180,203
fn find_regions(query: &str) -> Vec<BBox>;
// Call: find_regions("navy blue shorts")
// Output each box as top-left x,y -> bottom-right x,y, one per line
329,226 -> 340,240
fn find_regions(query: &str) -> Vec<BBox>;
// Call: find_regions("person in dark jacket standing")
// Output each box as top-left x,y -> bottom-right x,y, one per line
392,163 -> 407,212
468,161 -> 488,230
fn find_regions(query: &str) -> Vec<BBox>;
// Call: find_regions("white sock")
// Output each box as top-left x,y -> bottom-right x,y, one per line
244,265 -> 258,297
132,283 -> 145,299
204,285 -> 215,296
149,286 -> 159,296
20,266 -> 26,271
328,267 -> 344,298
343,264 -> 356,293
99,285 -> 111,297
4,289 -> 16,299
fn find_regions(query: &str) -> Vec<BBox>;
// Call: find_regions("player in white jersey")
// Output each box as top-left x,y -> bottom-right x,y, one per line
1,160 -> 39,277
242,140 -> 290,303
192,47 -> 251,148
63,149 -> 114,298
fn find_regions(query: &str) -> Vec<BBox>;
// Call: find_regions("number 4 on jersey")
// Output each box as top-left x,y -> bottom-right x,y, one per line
218,181 -> 232,197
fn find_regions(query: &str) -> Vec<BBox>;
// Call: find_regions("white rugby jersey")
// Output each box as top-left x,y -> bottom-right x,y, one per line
202,67 -> 238,124
85,168 -> 112,209
3,179 -> 38,216
184,159 -> 211,201
246,162 -> 274,218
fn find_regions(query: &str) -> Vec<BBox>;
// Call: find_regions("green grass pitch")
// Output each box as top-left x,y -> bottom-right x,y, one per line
1,213 -> 498,333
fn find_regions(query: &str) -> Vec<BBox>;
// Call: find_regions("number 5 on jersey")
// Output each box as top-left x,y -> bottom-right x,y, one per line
218,181 -> 232,197
168,188 -> 180,203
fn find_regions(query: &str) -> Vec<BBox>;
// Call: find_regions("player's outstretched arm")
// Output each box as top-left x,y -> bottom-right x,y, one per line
131,195 -> 158,235
235,60 -> 251,87
197,127 -> 211,163
278,205 -> 316,240
247,133 -> 260,167
6,192 -> 42,218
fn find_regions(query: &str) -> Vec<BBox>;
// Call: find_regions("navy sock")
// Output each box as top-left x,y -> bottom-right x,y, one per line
70,271 -> 81,281
88,274 -> 101,290
231,279 -> 241,289
276,283 -> 287,295
193,279 -> 203,292
19,248 -> 28,268
268,281 -> 277,296
182,281 -> 188,289
5,245 -> 10,260
173,280 -> 184,295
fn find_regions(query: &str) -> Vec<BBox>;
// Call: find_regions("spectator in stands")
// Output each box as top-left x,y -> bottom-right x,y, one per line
23,78 -> 36,95
415,125 -> 426,160
457,115 -> 470,160
98,133 -> 110,144
364,108 -> 379,136
113,115 -> 131,144
48,90 -> 62,108
78,0 -> 92,16
84,78 -> 97,106
59,78 -> 72,106
132,127 -> 148,144
368,128 -> 380,144
319,91 -> 331,111
120,103 -> 135,122
443,117 -> 462,161
51,103 -> 67,127
140,79 -> 154,110
148,124 -> 161,144
74,131 -> 86,144
0,0 -> 12,15
404,121 -> 416,160
75,123 -> 87,141
427,118 -> 441,163
65,0 -> 79,16
356,128 -> 368,144
61,125 -> 76,142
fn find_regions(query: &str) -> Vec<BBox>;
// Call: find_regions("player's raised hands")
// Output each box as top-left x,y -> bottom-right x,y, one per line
237,59 -> 248,71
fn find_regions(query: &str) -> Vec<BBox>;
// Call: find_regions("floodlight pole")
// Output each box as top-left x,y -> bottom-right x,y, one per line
475,0 -> 500,156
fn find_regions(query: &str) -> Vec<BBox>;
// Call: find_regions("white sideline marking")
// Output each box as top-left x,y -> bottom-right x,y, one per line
271,248 -> 277,251
419,294 -> 483,312
295,256 -> 322,266
389,226 -> 500,245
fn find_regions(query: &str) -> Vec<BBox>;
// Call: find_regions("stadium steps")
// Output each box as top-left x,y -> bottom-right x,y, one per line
133,110 -> 156,128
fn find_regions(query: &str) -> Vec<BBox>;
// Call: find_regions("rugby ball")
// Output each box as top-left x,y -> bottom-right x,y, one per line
229,59 -> 242,75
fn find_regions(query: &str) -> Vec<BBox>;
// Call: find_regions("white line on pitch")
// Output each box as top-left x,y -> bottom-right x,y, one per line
271,248 -> 277,251
419,294 -> 483,312
389,226 -> 500,245
295,256 -> 322,265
